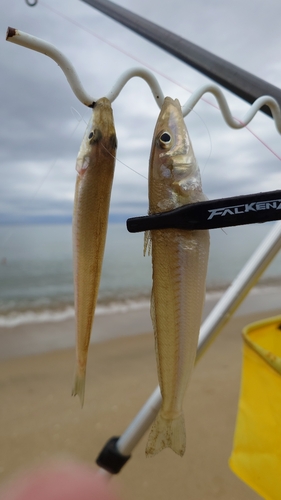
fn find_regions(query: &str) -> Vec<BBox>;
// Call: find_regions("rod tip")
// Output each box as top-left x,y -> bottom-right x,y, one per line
6,27 -> 17,41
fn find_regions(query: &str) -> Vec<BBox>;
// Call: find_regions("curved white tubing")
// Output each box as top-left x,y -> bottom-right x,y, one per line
105,67 -> 165,106
6,27 -> 281,134
182,84 -> 281,133
6,27 -> 95,107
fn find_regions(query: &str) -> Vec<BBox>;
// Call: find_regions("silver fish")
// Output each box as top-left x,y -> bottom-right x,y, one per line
145,97 -> 210,457
72,97 -> 117,406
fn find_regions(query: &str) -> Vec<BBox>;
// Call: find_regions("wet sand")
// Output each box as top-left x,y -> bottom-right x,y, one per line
1,299 -> 280,498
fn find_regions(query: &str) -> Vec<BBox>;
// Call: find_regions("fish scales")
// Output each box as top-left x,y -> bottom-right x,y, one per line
145,97 -> 210,457
72,97 -> 117,406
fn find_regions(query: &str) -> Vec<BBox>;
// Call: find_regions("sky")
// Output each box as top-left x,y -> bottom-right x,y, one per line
1,0 -> 281,224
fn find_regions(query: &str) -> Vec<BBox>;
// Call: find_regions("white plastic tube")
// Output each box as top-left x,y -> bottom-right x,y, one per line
6,27 -> 281,134
6,27 -> 95,107
182,84 -> 281,133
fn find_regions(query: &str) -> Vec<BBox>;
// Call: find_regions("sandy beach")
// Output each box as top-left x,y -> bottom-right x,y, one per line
0,292 -> 280,499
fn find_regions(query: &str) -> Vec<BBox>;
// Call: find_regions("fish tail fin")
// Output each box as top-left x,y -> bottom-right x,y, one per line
72,371 -> 85,407
145,411 -> 186,457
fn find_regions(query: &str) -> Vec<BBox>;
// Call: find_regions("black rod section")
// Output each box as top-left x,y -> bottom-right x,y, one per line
126,190 -> 281,232
81,0 -> 281,117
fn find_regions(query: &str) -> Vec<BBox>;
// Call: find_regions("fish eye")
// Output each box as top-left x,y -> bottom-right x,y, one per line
159,132 -> 171,149
88,129 -> 102,143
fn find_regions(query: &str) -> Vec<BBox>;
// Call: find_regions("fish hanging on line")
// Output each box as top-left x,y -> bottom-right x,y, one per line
72,97 -> 117,406
145,97 -> 210,457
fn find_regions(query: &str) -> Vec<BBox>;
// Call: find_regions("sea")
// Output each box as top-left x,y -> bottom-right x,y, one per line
0,222 -> 280,328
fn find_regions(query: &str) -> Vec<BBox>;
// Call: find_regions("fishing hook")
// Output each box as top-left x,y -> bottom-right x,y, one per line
5,27 -> 281,134
25,0 -> 38,6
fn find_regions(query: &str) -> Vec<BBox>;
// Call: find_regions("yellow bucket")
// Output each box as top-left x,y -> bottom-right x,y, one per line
229,315 -> 281,499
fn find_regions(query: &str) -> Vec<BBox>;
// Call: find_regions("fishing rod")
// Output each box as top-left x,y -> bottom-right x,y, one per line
127,190 -> 281,232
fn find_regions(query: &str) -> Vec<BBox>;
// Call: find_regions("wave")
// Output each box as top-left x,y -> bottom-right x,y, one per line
0,280 -> 280,329
205,281 -> 281,301
0,299 -> 151,328
0,307 -> 75,328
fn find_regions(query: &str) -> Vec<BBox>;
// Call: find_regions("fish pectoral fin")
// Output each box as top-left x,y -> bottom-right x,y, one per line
72,372 -> 86,408
145,412 -> 186,457
143,230 -> 151,256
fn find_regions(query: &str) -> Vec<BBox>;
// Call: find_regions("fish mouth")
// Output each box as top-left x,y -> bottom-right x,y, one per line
76,156 -> 90,175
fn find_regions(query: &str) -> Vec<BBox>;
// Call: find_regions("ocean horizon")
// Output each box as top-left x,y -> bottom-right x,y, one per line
0,221 -> 280,328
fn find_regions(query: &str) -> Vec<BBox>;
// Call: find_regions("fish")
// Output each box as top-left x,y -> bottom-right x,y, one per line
145,97 -> 210,457
72,97 -> 117,406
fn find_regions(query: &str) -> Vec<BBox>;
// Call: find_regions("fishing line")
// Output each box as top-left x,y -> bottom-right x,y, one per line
229,117 -> 281,161
70,105 -> 147,179
38,1 -> 194,95
69,106 -> 147,179
30,123 -> 80,199
100,142 -> 147,180
185,107 -> 213,174
23,107 -> 87,201
71,106 -> 86,124
0,108 -> 89,252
